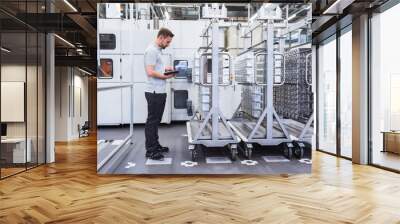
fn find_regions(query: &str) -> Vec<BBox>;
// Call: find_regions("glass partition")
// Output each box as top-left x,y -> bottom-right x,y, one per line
317,36 -> 337,155
339,27 -> 352,158
370,3 -> 400,171
0,0 -> 46,179
1,30 -> 28,177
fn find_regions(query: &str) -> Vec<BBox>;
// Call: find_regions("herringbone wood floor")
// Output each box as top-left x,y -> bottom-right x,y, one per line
1,135 -> 400,224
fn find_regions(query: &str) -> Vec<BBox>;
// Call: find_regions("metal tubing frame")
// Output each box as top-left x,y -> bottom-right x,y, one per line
266,20 -> 274,140
189,19 -> 238,145
254,52 -> 286,86
211,19 -> 219,140
198,52 -> 232,86
233,19 -> 291,144
305,52 -> 312,86
299,113 -> 314,141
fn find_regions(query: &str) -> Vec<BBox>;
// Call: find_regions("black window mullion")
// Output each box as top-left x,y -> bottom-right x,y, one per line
36,0 -> 39,167
0,20 -> 2,179
25,0 -> 28,171
336,30 -> 341,157
316,44 -> 320,151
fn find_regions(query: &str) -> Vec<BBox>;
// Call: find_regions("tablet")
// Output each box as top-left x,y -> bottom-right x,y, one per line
164,70 -> 179,75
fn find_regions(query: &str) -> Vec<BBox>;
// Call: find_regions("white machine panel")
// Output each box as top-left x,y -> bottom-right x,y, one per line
120,54 -> 133,83
120,22 -> 133,54
98,83 -> 122,125
132,30 -> 158,54
133,54 -> 147,83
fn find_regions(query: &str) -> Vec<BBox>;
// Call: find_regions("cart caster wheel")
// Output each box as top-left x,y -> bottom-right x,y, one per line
229,144 -> 238,161
248,148 -> 253,159
294,146 -> 304,159
231,149 -> 238,161
191,150 -> 197,162
190,145 -> 198,162
244,144 -> 253,159
283,143 -> 293,160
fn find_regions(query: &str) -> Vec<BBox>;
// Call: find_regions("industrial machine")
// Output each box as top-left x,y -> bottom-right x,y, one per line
97,3 -> 207,126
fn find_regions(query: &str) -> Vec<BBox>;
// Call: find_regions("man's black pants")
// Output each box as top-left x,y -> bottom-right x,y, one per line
145,92 -> 166,152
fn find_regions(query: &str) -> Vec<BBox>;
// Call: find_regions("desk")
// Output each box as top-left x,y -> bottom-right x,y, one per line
1,138 -> 31,163
382,131 -> 400,154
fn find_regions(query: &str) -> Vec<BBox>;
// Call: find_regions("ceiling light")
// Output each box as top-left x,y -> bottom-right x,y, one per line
63,0 -> 78,12
54,34 -> 75,48
1,47 -> 11,53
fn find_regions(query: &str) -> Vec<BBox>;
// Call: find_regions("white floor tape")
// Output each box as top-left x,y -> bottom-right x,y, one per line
206,157 -> 232,164
146,158 -> 172,165
262,156 -> 290,163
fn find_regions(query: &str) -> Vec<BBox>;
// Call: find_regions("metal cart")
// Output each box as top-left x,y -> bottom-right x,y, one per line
187,13 -> 240,161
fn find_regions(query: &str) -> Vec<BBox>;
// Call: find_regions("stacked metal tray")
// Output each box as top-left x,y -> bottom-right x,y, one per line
274,48 -> 312,124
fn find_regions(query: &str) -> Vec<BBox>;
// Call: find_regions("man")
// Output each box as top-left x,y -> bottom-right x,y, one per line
144,28 -> 175,160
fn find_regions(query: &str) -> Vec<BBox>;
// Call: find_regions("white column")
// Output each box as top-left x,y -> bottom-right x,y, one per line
352,14 -> 369,164
46,32 -> 55,163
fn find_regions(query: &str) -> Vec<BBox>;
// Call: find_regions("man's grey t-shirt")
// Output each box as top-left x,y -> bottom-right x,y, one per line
144,43 -> 165,93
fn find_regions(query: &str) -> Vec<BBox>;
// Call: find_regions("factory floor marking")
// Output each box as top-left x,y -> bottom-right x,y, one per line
111,140 -> 124,145
145,158 -> 173,165
205,157 -> 232,164
299,158 -> 312,164
180,161 -> 198,167
125,162 -> 136,169
241,160 -> 258,166
262,156 -> 290,163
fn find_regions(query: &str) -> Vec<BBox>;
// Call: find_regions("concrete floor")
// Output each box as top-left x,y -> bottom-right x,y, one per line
97,123 -> 312,174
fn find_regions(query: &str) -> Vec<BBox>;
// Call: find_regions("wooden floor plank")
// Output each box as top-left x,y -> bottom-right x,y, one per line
0,135 -> 399,223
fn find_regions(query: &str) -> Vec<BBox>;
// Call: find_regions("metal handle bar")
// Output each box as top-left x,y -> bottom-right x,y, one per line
253,52 -> 286,86
273,52 -> 286,86
253,52 -> 267,86
305,53 -> 312,86
199,52 -> 233,86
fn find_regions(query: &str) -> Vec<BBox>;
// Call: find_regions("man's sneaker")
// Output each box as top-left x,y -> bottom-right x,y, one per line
158,146 -> 169,153
145,151 -> 164,160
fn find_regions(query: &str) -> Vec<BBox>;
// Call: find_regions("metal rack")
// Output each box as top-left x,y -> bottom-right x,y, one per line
228,18 -> 293,159
273,48 -> 314,157
187,16 -> 240,161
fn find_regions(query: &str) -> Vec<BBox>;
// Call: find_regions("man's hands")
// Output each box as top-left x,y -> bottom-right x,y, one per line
145,65 -> 175,80
163,73 -> 176,79
163,66 -> 176,79
165,66 -> 174,71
